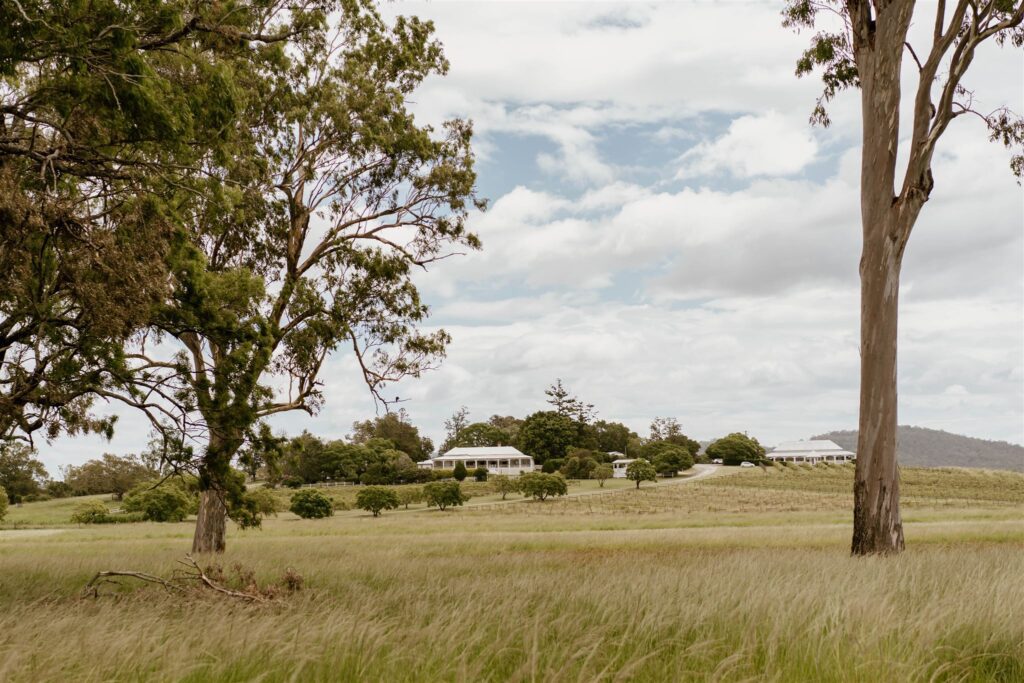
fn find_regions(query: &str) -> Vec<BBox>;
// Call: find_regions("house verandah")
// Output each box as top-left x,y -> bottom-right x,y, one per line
420,446 -> 535,476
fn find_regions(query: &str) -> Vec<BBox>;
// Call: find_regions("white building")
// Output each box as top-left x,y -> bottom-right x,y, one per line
767,440 -> 855,465
611,458 -> 635,478
429,446 -> 535,475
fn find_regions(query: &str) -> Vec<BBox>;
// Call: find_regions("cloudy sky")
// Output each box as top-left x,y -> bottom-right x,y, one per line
43,1 -> 1023,472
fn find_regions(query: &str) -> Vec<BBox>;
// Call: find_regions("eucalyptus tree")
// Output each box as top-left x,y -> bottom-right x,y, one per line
0,0 -> 300,444
129,1 -> 482,552
784,0 -> 1024,554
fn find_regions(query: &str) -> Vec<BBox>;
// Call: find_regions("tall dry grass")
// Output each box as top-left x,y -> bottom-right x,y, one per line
0,467 -> 1021,681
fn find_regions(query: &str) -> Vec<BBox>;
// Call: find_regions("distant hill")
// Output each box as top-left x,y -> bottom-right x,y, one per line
812,426 -> 1024,472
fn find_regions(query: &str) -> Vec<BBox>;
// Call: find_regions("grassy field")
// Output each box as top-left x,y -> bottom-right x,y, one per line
0,466 -> 1022,682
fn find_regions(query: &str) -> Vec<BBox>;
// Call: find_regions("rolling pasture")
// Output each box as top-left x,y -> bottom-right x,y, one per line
1,465 -> 1022,682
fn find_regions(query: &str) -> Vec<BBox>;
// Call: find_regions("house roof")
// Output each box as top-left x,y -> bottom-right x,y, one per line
612,458 -> 636,464
436,446 -> 530,460
769,440 -> 850,454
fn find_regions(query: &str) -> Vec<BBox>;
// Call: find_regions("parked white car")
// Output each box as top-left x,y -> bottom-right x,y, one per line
739,461 -> 756,468
711,458 -> 723,465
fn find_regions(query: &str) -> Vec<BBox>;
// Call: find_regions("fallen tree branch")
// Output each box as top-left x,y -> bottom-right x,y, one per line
82,555 -> 299,602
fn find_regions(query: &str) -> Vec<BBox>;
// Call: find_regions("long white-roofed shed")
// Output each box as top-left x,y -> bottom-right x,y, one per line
431,446 -> 535,475
767,440 -> 855,465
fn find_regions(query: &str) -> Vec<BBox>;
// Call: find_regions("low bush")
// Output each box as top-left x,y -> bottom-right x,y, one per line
518,472 -> 568,501
431,469 -> 455,480
473,467 -> 488,482
356,486 -> 400,517
70,501 -> 111,524
123,486 -> 193,522
423,480 -> 468,511
289,489 -> 334,519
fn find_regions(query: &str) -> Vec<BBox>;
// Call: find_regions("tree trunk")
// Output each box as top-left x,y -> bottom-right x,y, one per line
192,488 -> 228,554
852,230 -> 906,555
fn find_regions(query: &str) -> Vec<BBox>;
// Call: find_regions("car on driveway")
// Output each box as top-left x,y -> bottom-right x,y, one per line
739,461 -> 756,468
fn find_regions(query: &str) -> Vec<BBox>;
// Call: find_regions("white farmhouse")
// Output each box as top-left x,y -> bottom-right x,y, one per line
767,440 -> 855,465
611,458 -> 635,478
429,446 -> 535,475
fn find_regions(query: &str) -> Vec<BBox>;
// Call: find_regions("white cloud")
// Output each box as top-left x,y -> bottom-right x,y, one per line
676,111 -> 819,179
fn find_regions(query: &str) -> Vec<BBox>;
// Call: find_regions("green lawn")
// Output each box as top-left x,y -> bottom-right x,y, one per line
0,466 -> 1021,682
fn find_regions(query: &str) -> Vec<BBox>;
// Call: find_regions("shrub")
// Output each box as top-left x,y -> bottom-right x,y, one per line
473,467 -> 488,482
398,487 -> 423,509
0,486 -> 6,521
45,481 -> 73,498
244,487 -> 281,516
70,500 -> 112,524
356,486 -> 400,517
289,489 -> 334,519
431,468 -> 455,480
626,459 -> 657,489
122,486 -> 193,522
493,475 -> 517,500
592,464 -> 613,487
422,480 -> 468,511
282,475 -> 304,489
560,456 -> 596,480
452,461 -> 468,482
518,472 -> 568,501
541,458 -> 564,474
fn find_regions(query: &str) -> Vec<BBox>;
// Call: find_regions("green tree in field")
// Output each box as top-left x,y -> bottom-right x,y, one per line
517,411 -> 577,464
517,472 -> 568,501
453,461 -> 469,482
121,2 -> 481,552
561,452 -> 597,480
592,464 -> 613,488
123,486 -> 193,523
473,467 -> 488,482
0,486 -> 7,520
0,443 -> 48,503
289,490 -> 334,519
592,420 -> 640,454
70,501 -> 112,525
422,480 -> 467,511
398,488 -> 424,509
706,433 -> 766,466
0,0 -> 297,444
356,486 -> 400,517
492,475 -> 517,500
626,459 -> 657,489
62,453 -> 157,500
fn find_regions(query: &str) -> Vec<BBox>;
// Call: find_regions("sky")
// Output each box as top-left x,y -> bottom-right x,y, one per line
41,1 -> 1024,473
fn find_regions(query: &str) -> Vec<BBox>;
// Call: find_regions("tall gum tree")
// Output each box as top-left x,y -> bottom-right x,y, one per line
126,1 -> 482,553
783,0 -> 1024,554
0,0 -> 303,444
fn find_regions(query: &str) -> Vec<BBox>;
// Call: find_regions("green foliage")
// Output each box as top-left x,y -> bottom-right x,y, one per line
122,485 -> 193,522
448,423 -> 513,451
473,467 -> 489,482
706,433 -> 767,466
518,411 -> 577,464
422,480 -> 468,511
492,475 -> 517,500
44,481 -> 73,499
356,486 -> 401,517
592,464 -> 613,487
453,461 -> 468,482
0,486 -> 7,520
649,418 -> 701,456
0,443 -> 48,503
561,455 -> 597,480
592,420 -> 639,454
641,442 -> 695,477
289,489 -> 334,519
517,472 -> 568,501
62,453 -> 157,500
626,459 -> 657,489
398,487 -> 423,509
69,501 -> 113,525
244,487 -> 281,517
351,410 -> 434,460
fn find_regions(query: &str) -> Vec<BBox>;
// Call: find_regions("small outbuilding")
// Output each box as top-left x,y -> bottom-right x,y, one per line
611,458 -> 635,478
429,446 -> 535,475
766,440 -> 855,465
